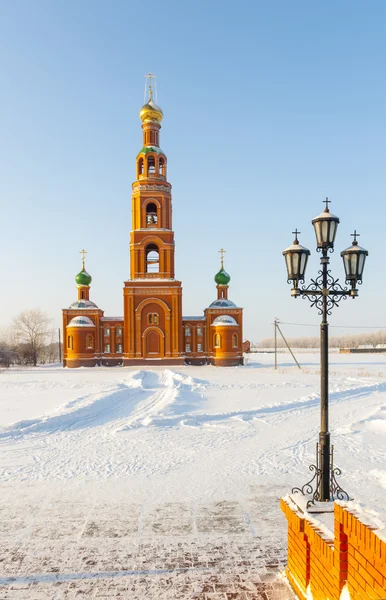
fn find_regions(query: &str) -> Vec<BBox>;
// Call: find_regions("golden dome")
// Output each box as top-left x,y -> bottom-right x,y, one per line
139,98 -> 163,123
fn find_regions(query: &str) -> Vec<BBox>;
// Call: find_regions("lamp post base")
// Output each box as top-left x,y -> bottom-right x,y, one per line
291,443 -> 351,508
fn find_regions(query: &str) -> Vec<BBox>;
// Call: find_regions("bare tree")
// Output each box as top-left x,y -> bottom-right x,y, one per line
12,309 -> 52,366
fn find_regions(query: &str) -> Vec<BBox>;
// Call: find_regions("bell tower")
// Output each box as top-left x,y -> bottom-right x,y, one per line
123,74 -> 184,365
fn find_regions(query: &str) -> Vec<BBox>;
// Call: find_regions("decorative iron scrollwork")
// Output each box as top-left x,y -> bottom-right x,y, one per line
301,270 -> 349,315
292,443 -> 351,508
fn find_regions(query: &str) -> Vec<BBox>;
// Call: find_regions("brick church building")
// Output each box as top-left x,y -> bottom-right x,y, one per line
62,78 -> 243,368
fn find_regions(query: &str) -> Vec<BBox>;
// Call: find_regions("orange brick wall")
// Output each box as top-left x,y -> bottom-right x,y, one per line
281,497 -> 386,600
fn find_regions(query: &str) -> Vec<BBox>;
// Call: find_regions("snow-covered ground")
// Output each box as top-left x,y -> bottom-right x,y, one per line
0,353 -> 385,598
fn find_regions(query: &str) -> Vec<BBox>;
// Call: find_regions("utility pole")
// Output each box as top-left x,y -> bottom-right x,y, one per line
274,319 -> 301,370
274,318 -> 278,369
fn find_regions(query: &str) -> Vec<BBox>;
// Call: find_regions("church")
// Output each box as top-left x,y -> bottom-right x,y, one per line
62,78 -> 243,368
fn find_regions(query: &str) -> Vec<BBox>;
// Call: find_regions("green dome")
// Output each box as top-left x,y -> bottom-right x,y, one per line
214,268 -> 231,285
75,269 -> 92,286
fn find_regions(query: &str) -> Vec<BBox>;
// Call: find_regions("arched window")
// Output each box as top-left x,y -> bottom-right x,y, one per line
81,290 -> 85,299
146,202 -> 158,226
232,333 -> 238,348
67,335 -> 72,349
150,131 -> 155,144
146,243 -> 159,273
147,156 -> 155,175
159,157 -> 165,176
86,335 -> 93,349
185,326 -> 191,336
138,158 -> 144,177
214,334 -> 221,348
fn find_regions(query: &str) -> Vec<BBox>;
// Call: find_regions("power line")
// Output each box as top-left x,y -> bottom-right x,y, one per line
274,321 -> 386,330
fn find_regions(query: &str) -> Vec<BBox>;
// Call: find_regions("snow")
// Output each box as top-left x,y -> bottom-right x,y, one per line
211,315 -> 238,326
67,316 -> 95,327
182,316 -> 206,321
1,352 -> 385,597
100,316 -> 124,321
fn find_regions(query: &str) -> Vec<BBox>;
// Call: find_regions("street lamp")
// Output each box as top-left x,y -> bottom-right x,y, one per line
283,198 -> 368,505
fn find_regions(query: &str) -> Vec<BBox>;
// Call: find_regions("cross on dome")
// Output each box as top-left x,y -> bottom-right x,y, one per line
218,248 -> 226,269
80,249 -> 87,270
144,72 -> 157,101
351,230 -> 360,244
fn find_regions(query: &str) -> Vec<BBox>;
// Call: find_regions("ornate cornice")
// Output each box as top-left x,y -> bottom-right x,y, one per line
132,183 -> 171,193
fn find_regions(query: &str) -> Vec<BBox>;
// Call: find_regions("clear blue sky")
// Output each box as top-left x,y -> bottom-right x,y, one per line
0,1 -> 385,341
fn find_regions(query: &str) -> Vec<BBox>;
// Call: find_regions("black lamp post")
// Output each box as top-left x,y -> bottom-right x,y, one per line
283,198 -> 368,504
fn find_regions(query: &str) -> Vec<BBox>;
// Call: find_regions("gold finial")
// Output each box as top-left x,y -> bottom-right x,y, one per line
80,249 -> 87,270
144,72 -> 157,101
218,248 -> 226,269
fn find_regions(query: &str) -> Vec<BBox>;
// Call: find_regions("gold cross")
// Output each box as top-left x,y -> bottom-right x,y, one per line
80,249 -> 87,270
218,248 -> 226,269
144,72 -> 157,100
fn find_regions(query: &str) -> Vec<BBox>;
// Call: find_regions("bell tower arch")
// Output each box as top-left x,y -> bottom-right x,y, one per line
123,74 -> 183,365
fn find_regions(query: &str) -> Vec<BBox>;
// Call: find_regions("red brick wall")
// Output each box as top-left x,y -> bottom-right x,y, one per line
281,497 -> 386,600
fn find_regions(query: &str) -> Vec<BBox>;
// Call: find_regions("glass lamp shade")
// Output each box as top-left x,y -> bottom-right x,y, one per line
312,209 -> 340,249
283,239 -> 311,283
340,241 -> 368,284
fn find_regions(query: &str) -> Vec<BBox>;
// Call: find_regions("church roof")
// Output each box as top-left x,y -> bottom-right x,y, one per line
69,300 -> 98,309
75,269 -> 92,286
209,299 -> 238,308
137,146 -> 165,156
67,316 -> 95,328
214,268 -> 231,285
100,317 -> 124,321
139,98 -> 163,123
211,315 -> 238,326
182,316 -> 206,321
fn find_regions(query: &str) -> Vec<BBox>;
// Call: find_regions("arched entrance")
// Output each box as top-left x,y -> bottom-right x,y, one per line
143,327 -> 165,358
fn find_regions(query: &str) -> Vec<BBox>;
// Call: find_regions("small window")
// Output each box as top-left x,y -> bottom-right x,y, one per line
197,327 -> 202,336
148,313 -> 159,325
104,328 -> 110,336
116,344 -> 122,353
185,343 -> 191,353
197,343 -> 202,352
86,335 -> 93,349
116,327 -> 122,336
104,344 -> 111,354
67,335 -> 72,349
233,333 -> 238,348
185,326 -> 191,336
214,334 -> 221,348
